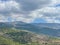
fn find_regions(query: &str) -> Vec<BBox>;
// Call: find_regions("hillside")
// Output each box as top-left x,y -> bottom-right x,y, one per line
0,27 -> 60,45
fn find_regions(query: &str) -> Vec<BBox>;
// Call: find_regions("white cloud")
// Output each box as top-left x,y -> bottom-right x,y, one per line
31,7 -> 60,23
0,15 -> 8,22
0,0 -> 60,23
0,0 -> 20,13
10,13 -> 35,23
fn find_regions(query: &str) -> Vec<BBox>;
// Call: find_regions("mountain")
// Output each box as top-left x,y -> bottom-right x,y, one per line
33,23 -> 60,29
0,22 -> 60,45
11,22 -> 60,37
0,22 -> 60,37
0,22 -> 13,28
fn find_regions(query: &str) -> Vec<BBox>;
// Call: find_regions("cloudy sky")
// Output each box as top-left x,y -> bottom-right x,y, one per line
0,0 -> 60,23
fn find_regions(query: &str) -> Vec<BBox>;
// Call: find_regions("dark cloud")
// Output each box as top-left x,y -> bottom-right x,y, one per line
0,0 -> 52,14
15,0 -> 51,12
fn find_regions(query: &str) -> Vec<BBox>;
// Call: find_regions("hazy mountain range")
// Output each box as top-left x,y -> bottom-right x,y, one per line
0,21 -> 60,45
0,21 -> 60,37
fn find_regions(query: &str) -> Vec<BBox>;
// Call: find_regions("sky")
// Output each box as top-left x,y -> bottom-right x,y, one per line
0,0 -> 60,23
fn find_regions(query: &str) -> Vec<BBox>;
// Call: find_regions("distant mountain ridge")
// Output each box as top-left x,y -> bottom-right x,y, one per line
33,23 -> 60,29
0,21 -> 60,37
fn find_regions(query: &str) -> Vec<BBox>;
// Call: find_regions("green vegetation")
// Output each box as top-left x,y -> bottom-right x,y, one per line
0,28 -> 60,45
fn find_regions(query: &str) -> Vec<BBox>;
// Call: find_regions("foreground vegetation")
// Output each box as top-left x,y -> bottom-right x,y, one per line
0,28 -> 60,45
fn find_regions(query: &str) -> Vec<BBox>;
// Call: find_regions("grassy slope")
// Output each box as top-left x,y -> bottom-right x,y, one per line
0,28 -> 60,45
0,28 -> 38,45
0,35 -> 20,45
